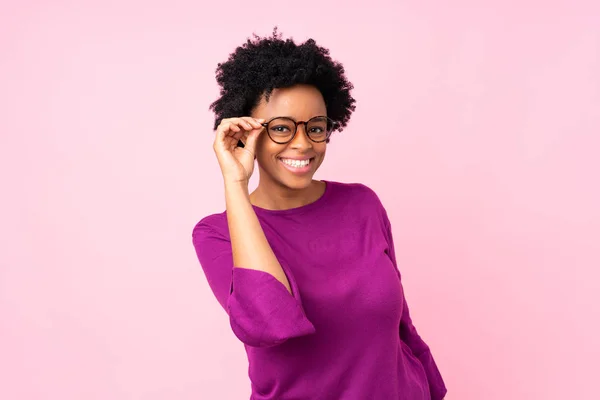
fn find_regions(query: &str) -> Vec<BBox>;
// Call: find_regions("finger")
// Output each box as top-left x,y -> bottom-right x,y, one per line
243,126 -> 265,154
227,123 -> 241,133
242,119 -> 254,131
231,130 -> 244,141
214,127 -> 228,155
222,117 -> 263,133
217,122 -> 232,135
241,117 -> 264,129
227,117 -> 252,131
214,123 -> 238,152
218,120 -> 242,135
241,129 -> 250,141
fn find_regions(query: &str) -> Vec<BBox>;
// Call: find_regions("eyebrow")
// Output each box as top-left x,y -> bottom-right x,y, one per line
271,115 -> 326,121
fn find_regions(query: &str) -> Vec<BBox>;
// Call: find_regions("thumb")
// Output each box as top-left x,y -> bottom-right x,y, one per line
243,126 -> 263,155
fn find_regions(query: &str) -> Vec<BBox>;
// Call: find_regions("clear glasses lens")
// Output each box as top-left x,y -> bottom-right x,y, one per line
267,118 -> 296,143
305,117 -> 331,142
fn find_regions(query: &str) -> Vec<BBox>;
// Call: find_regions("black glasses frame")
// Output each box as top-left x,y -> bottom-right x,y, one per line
261,116 -> 338,144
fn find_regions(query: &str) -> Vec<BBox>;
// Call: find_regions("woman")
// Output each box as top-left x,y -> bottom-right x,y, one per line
192,29 -> 447,400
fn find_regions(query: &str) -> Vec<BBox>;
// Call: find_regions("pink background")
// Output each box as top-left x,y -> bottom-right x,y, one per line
1,1 -> 599,399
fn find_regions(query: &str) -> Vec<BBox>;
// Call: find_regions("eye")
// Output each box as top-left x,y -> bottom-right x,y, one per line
309,127 -> 324,133
271,125 -> 291,132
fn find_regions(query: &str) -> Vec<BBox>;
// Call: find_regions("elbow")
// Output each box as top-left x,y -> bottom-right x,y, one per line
225,267 -> 317,347
226,295 -> 316,347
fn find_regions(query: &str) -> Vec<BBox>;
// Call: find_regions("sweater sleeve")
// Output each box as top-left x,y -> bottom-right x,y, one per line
192,217 -> 316,348
382,210 -> 448,400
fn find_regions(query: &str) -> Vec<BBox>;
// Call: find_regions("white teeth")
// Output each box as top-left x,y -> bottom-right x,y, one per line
281,158 -> 311,168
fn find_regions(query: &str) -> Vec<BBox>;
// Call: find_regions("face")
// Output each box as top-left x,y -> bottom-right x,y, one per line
251,84 -> 328,191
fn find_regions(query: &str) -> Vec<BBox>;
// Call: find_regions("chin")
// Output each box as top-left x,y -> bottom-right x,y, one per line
277,174 -> 315,191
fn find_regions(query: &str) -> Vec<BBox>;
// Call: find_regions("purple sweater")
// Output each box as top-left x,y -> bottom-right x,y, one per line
192,181 -> 447,400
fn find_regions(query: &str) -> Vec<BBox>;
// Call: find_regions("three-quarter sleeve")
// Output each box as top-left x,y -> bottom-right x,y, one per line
192,218 -> 316,348
382,210 -> 448,400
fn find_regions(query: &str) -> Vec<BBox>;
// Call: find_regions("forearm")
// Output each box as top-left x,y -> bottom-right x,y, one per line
224,181 -> 292,294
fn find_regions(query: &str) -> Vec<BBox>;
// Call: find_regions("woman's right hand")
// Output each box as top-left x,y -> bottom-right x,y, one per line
213,117 -> 265,184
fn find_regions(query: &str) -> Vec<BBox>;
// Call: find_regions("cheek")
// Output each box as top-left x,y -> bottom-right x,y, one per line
255,135 -> 269,157
311,145 -> 326,169
316,144 -> 327,159
317,152 -> 326,167
255,136 -> 279,165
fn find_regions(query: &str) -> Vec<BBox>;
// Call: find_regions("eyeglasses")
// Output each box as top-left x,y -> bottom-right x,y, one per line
261,116 -> 337,144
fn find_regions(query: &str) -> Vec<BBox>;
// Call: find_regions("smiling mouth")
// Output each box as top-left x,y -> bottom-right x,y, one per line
278,157 -> 314,168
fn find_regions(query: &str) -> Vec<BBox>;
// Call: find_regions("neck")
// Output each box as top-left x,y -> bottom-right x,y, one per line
250,176 -> 325,211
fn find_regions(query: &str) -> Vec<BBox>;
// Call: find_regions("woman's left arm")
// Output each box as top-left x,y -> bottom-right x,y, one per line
382,208 -> 448,400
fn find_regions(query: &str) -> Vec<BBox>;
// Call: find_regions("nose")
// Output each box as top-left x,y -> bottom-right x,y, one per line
289,123 -> 313,149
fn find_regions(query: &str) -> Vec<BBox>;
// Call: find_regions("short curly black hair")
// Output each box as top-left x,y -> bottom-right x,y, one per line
209,28 -> 356,134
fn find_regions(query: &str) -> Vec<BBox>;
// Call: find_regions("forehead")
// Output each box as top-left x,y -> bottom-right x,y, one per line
253,84 -> 327,118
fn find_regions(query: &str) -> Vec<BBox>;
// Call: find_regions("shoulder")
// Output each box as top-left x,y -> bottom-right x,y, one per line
326,180 -> 385,208
191,211 -> 229,245
326,180 -> 390,226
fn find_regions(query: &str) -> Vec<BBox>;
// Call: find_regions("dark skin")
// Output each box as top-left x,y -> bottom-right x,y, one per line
214,84 -> 328,211
211,84 -> 330,294
250,84 -> 328,210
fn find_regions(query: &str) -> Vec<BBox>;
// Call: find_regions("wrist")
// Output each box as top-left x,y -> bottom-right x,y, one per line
224,179 -> 250,199
224,178 -> 249,189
